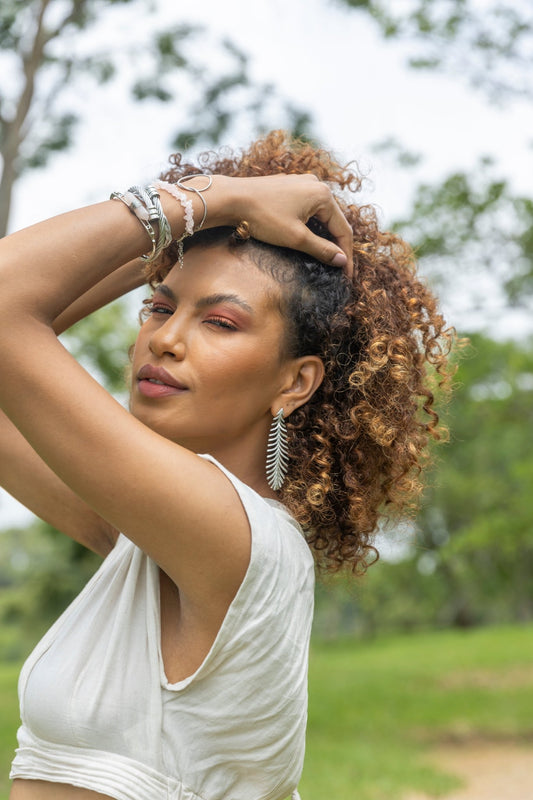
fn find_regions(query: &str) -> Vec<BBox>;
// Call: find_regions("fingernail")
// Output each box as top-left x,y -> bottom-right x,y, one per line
331,252 -> 347,267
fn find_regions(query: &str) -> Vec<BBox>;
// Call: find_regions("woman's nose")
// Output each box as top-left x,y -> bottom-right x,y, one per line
148,316 -> 186,360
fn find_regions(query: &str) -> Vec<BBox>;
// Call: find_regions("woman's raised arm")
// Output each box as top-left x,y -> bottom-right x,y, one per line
0,174 -> 351,619
0,258 -> 148,555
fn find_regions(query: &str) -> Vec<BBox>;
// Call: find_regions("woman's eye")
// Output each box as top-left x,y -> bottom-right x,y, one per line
148,303 -> 173,316
205,316 -> 237,331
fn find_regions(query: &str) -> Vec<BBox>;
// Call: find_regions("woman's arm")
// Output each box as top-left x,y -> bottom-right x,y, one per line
0,407 -> 117,555
0,258 -> 147,556
52,257 -> 146,334
0,175 -> 351,621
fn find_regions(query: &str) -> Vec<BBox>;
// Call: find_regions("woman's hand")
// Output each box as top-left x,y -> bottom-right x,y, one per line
184,174 -> 354,278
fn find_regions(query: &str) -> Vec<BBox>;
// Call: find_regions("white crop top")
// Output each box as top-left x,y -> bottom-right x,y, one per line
10,455 -> 315,800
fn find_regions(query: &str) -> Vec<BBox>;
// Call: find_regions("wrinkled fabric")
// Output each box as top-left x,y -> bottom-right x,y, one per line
11,455 -> 314,800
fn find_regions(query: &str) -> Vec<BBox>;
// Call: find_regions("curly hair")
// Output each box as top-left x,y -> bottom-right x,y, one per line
145,130 -> 454,574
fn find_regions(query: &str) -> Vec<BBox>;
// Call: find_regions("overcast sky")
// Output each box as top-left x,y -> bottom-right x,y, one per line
12,0 -> 533,227
3,0 -> 532,527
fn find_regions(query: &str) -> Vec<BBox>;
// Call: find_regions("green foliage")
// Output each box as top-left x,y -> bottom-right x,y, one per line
0,0 -> 143,175
131,24 -> 199,101
336,0 -> 533,101
371,136 -> 423,168
393,157 -> 533,308
415,332 -> 533,626
0,0 -> 314,236
164,34 -> 311,152
0,298 -> 135,655
312,333 -> 533,637
61,298 -> 139,393
19,112 -> 78,171
0,522 -> 101,661
351,333 -> 533,634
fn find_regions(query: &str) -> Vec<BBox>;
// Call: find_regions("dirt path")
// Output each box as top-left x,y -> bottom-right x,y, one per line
404,743 -> 533,800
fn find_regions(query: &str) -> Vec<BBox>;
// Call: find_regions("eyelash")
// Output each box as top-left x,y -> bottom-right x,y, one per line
205,316 -> 238,331
147,302 -> 172,316
146,303 -> 237,331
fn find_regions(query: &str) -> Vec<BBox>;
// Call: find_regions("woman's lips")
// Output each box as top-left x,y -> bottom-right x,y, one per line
137,379 -> 186,398
137,364 -> 188,398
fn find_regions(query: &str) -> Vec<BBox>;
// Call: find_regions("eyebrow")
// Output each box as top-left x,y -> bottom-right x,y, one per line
154,284 -> 254,315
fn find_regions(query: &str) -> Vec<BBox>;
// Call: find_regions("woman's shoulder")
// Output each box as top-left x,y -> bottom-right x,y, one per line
198,453 -> 314,576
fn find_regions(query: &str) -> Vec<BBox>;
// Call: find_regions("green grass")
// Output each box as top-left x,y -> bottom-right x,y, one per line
302,624 -> 533,800
2,625 -> 533,800
0,663 -> 20,800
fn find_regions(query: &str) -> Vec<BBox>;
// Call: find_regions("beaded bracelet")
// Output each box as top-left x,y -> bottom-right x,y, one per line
176,174 -> 213,231
152,180 -> 196,268
111,173 -> 212,268
152,181 -> 194,235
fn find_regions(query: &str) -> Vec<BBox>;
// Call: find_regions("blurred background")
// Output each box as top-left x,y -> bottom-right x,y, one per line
1,1 -> 533,798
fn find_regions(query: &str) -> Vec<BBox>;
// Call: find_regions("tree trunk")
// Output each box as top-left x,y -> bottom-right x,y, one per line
0,177 -> 13,239
0,0 -> 51,236
0,124 -> 20,238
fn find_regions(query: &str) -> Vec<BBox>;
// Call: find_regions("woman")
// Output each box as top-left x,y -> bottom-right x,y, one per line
0,131 -> 452,800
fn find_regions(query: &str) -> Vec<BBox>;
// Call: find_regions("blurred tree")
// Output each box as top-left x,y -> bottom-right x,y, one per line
337,0 -> 533,315
0,0 -> 311,237
61,299 -> 139,394
392,155 -> 533,311
417,332 -> 533,625
0,295 -> 138,658
0,521 -> 101,659
336,0 -> 533,102
343,333 -> 533,635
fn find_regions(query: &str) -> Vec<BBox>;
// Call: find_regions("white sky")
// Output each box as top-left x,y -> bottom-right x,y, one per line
3,0 -> 533,527
11,0 -> 533,226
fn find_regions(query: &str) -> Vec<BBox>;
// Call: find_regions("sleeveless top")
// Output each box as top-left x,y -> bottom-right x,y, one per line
10,455 -> 315,800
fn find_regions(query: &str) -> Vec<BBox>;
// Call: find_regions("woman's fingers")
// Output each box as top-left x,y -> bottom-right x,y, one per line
304,188 -> 354,277
294,222 -> 352,273
228,173 -> 354,277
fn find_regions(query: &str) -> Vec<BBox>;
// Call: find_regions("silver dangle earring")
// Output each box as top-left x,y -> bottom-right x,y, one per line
266,408 -> 289,491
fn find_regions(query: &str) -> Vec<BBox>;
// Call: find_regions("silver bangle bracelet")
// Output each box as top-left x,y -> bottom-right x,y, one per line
110,190 -> 157,259
176,173 -> 213,231
110,186 -> 173,263
143,185 -> 173,263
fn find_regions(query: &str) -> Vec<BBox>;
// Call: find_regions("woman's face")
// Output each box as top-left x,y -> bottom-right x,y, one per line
130,243 -> 291,459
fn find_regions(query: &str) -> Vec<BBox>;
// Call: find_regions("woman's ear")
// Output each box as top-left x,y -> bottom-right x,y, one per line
272,356 -> 325,417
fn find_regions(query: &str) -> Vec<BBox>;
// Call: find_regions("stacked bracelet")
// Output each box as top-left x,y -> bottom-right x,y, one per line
152,174 -> 212,268
176,174 -> 213,231
152,180 -> 194,268
111,186 -> 172,263
144,185 -> 173,261
110,173 -> 211,268
110,189 -> 158,259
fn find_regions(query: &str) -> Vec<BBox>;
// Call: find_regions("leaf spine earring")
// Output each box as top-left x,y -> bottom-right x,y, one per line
266,408 -> 289,491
